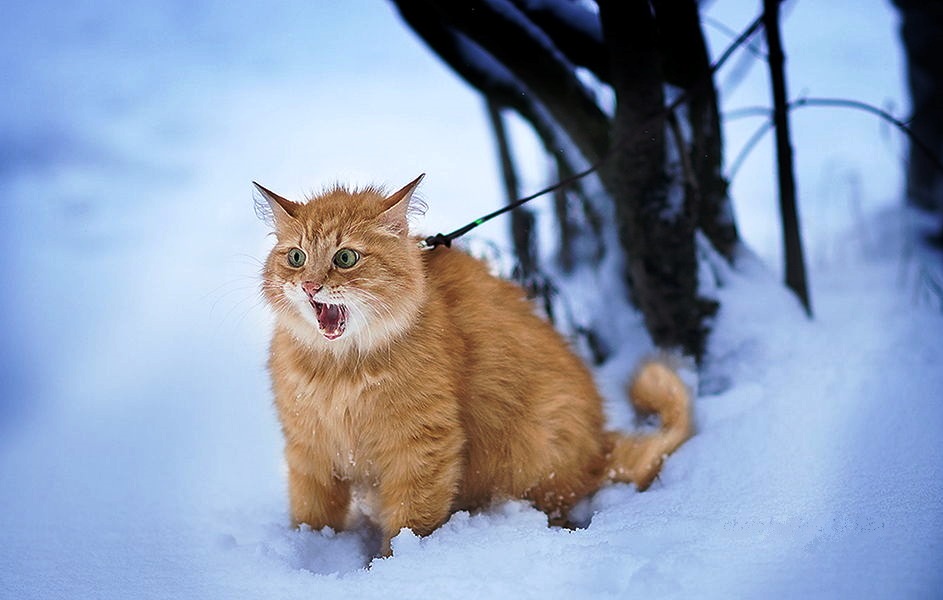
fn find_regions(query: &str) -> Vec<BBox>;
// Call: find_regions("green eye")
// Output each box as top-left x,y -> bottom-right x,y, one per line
287,248 -> 306,268
333,248 -> 360,269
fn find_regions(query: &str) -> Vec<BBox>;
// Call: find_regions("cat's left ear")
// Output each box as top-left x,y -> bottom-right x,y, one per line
380,173 -> 425,237
253,181 -> 301,229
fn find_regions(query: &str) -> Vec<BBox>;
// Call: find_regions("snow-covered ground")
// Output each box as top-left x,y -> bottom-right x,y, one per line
2,1 -> 941,598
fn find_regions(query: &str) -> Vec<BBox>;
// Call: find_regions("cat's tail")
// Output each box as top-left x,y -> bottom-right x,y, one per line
603,357 -> 693,491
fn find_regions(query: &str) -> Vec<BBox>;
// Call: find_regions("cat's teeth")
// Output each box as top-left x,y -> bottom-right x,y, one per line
311,300 -> 349,340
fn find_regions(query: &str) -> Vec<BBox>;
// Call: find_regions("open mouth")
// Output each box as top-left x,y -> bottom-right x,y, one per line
310,300 -> 349,340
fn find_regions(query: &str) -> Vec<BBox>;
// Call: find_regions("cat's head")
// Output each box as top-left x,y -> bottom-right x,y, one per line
255,175 -> 427,354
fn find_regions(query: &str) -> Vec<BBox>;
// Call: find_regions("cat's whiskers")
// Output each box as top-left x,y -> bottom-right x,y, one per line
348,287 -> 406,353
326,284 -> 403,364
260,281 -> 292,313
198,273 -> 272,333
232,253 -> 265,270
203,254 -> 267,304
265,288 -> 297,319
345,301 -> 377,366
201,252 -> 270,320
207,279 -> 263,315
259,276 -> 285,294
351,288 -> 397,322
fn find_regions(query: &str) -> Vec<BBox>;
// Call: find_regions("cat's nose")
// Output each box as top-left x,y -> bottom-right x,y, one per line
302,281 -> 322,298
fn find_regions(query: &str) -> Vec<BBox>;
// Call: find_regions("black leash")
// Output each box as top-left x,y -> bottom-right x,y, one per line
418,163 -> 598,250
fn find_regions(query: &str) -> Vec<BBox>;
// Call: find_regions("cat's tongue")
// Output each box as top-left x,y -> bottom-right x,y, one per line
313,302 -> 348,340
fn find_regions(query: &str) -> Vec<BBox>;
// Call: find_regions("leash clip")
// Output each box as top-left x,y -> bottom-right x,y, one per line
417,234 -> 451,251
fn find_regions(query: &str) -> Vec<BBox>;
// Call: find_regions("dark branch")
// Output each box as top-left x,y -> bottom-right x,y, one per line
507,0 -> 609,83
392,0 -> 610,163
763,0 -> 812,316
390,1 -> 582,173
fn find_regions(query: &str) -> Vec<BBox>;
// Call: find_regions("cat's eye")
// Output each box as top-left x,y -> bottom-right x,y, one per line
332,248 -> 360,269
287,248 -> 307,268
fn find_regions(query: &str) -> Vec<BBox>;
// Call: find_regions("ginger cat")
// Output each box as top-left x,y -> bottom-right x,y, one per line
255,174 -> 692,556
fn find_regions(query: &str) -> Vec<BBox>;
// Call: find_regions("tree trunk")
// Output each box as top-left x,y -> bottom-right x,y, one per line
596,0 -> 714,357
893,0 -> 943,242
763,0 -> 812,315
654,0 -> 739,260
389,0 -> 740,361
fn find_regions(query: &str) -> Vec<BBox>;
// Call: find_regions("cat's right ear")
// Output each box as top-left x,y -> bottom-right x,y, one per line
253,182 -> 301,229
380,173 -> 426,236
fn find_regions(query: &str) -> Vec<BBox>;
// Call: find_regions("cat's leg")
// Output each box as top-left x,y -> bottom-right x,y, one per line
374,433 -> 464,556
285,442 -> 351,531
524,451 -> 607,527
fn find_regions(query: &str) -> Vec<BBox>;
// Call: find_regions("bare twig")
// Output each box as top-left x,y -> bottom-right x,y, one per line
727,119 -> 775,180
723,106 -> 774,121
710,13 -> 766,76
724,97 -> 943,181
486,100 -> 538,282
790,97 -> 943,175
702,15 -> 768,61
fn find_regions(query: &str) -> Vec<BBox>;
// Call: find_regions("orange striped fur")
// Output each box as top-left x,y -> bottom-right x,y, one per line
257,176 -> 693,555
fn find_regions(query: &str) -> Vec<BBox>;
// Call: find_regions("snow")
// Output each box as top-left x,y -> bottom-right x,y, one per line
2,0 -> 941,598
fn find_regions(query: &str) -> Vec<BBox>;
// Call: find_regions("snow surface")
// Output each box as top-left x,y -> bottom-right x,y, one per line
2,0 -> 941,598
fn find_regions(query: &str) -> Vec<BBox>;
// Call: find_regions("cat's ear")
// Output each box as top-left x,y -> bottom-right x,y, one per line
380,173 -> 425,236
253,181 -> 301,229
